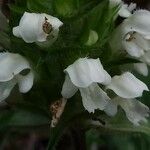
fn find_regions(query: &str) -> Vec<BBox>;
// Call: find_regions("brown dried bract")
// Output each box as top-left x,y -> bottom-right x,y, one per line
50,100 -> 62,118
50,98 -> 67,127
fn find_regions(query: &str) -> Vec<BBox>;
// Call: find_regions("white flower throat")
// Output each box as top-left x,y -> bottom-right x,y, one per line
124,31 -> 136,42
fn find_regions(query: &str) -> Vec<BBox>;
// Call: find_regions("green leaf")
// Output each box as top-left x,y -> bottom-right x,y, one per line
105,57 -> 141,68
27,0 -> 54,14
9,4 -> 27,14
0,103 -> 50,130
54,0 -> 78,18
46,96 -> 84,150
0,31 -> 10,50
90,111 -> 150,135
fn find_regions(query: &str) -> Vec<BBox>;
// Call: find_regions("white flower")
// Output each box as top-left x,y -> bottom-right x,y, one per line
0,52 -> 34,102
134,63 -> 148,76
13,12 -> 63,43
61,58 -> 111,113
105,72 -> 149,125
105,97 -> 149,125
109,0 -> 136,18
107,72 -> 149,99
111,10 -> 150,58
110,10 -> 150,76
85,30 -> 98,46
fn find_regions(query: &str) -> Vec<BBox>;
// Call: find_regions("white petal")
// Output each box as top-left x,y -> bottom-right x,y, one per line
44,13 -> 63,29
0,79 -> 16,102
13,26 -> 21,38
123,10 -> 150,37
85,30 -> 98,46
36,30 -> 59,47
0,52 -> 31,82
14,12 -> 41,43
109,0 -> 136,18
127,3 -> 136,12
104,100 -> 118,116
122,32 -> 150,57
119,4 -> 131,18
79,83 -> 110,113
141,51 -> 150,66
134,63 -> 148,76
16,71 -> 34,93
65,58 -> 111,88
122,40 -> 144,58
61,75 -> 78,99
114,97 -> 149,126
110,10 -> 150,55
107,72 -> 149,98
133,33 -> 150,51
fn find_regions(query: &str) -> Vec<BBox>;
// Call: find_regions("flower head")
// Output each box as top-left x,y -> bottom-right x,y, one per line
110,10 -> 150,76
105,72 -> 149,125
0,52 -> 34,102
61,58 -> 111,113
111,10 -> 150,58
13,12 -> 63,43
105,97 -> 149,126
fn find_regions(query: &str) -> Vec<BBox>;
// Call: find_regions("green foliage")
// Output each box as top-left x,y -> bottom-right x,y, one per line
54,0 -> 78,17
0,103 -> 50,129
86,129 -> 150,150
27,0 -> 54,14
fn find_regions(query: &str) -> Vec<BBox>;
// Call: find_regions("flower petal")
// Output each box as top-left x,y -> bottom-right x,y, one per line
107,72 -> 149,98
109,0 -> 136,18
127,3 -> 136,12
119,4 -> 131,18
61,75 -> 78,99
0,52 -> 31,82
141,51 -> 150,65
79,83 -> 110,113
134,63 -> 148,76
13,26 -> 21,38
110,10 -> 150,56
36,30 -> 59,47
123,10 -> 150,37
114,97 -> 149,126
0,79 -> 16,102
44,13 -> 63,29
133,33 -> 150,52
104,100 -> 118,116
13,12 -> 40,43
122,39 -> 144,57
65,58 -> 111,88
122,32 -> 150,58
16,71 -> 34,93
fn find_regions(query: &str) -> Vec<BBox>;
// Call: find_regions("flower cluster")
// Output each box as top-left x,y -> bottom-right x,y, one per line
0,0 -> 149,128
